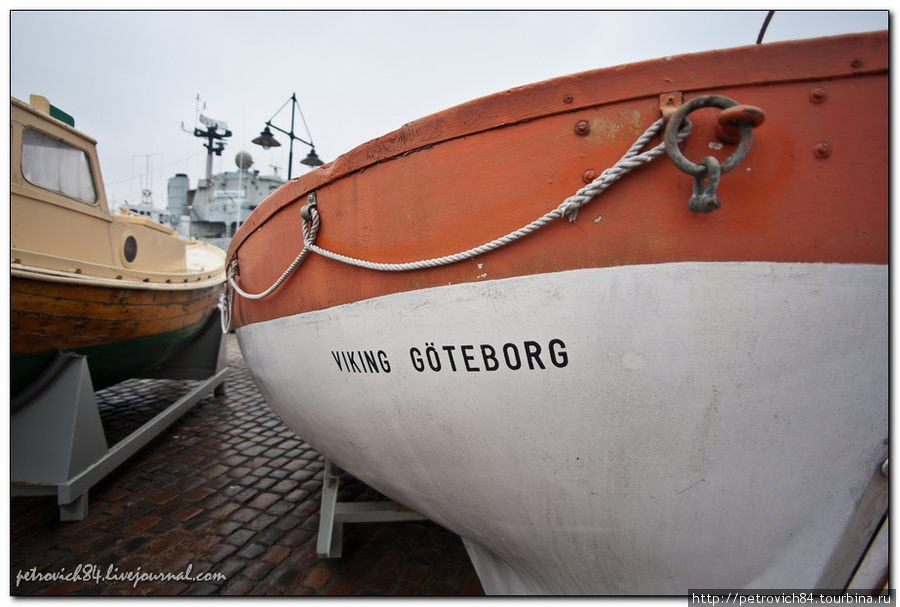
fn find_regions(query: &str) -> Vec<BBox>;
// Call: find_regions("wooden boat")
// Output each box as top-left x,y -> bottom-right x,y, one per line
225,32 -> 888,594
11,95 -> 226,398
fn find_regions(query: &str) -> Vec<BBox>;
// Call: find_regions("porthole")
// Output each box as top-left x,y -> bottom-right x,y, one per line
122,234 -> 138,264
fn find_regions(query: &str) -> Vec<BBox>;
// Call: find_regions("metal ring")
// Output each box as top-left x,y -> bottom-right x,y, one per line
300,191 -> 317,221
664,95 -> 755,177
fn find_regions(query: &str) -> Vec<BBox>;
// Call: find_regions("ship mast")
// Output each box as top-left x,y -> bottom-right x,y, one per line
193,114 -> 232,186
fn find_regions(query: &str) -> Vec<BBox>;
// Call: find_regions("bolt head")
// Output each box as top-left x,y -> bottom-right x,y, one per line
813,142 -> 832,158
809,87 -> 828,103
574,120 -> 591,136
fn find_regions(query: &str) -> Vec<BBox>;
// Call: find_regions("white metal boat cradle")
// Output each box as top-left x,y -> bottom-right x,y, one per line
10,313 -> 228,521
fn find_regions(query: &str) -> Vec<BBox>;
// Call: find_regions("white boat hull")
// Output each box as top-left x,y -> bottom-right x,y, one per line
236,261 -> 887,594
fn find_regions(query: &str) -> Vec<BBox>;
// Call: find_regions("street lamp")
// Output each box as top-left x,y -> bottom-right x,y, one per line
252,93 -> 323,179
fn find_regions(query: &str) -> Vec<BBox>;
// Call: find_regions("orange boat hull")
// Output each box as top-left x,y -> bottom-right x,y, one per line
229,31 -> 887,325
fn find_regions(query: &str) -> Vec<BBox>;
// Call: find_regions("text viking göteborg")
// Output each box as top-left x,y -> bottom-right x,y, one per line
331,339 -> 569,374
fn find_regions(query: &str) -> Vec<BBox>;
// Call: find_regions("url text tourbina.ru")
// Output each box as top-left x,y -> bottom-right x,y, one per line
691,593 -> 893,605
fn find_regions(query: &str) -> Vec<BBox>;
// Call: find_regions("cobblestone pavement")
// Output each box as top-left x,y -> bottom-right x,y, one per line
10,334 -> 485,596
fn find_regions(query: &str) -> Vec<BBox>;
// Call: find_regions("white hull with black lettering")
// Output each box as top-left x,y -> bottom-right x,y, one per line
236,261 -> 888,594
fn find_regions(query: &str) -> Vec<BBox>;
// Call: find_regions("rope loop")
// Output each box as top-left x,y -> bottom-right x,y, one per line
219,282 -> 232,333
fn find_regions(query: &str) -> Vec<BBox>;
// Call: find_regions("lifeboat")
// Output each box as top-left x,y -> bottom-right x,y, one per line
225,32 -> 888,594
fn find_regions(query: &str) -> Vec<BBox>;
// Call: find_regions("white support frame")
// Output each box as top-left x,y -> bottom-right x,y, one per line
316,459 -> 427,558
10,312 -> 228,521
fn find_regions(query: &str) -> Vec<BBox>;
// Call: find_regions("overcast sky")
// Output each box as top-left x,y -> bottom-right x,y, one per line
9,9 -> 888,210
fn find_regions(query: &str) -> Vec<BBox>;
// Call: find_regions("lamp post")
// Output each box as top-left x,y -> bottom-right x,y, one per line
252,93 -> 323,179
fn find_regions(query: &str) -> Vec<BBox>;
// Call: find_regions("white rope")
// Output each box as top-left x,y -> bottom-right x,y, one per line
226,117 -> 691,301
302,117 -> 689,271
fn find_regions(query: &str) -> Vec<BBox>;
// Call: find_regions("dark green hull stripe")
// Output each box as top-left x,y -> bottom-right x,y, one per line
11,314 -> 216,396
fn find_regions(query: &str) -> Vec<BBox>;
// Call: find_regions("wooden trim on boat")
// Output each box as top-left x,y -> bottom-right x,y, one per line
11,275 -> 223,355
10,261 -> 225,291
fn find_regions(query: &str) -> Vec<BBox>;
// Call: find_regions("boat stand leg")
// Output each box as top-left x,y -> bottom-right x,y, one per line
317,460 -> 343,558
846,515 -> 889,591
316,459 -> 427,558
54,365 -> 228,518
11,355 -> 109,520
59,493 -> 90,522
815,463 -> 889,589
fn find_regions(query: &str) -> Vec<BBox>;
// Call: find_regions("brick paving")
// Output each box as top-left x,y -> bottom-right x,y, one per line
10,334 -> 485,596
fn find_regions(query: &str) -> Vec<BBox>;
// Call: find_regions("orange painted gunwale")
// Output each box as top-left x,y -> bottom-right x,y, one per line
228,31 -> 888,329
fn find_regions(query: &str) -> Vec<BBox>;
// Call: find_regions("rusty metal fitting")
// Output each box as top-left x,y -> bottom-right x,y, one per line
574,120 -> 591,136
582,169 -> 598,184
717,105 -> 766,144
659,92 -> 683,119
563,94 -> 574,104
665,95 -> 758,178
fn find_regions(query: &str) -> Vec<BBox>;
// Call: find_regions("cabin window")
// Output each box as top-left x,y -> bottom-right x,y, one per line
123,235 -> 138,263
21,128 -> 97,204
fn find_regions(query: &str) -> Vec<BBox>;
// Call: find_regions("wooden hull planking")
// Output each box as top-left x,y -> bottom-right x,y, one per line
11,273 -> 223,394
